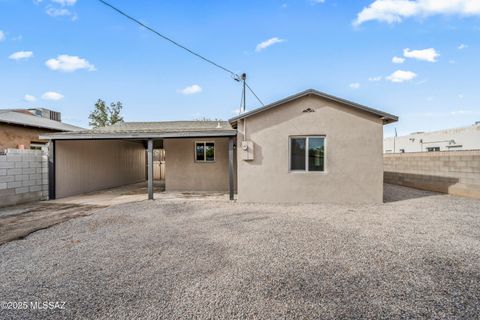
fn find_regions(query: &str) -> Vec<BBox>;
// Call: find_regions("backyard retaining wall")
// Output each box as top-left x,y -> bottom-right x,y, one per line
384,150 -> 480,199
0,149 -> 49,207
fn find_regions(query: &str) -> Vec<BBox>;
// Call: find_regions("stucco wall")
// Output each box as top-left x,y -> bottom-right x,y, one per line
236,94 -> 385,204
164,138 -> 231,192
384,150 -> 480,199
0,123 -> 56,151
55,140 -> 146,198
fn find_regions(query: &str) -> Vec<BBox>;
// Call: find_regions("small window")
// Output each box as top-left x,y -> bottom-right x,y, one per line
427,147 -> 440,152
195,142 -> 215,162
290,136 -> 325,172
30,142 -> 46,151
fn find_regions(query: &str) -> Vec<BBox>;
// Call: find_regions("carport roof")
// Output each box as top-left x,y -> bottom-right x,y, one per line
39,121 -> 237,140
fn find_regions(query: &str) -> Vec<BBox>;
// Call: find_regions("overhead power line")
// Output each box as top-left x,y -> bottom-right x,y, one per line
97,0 -> 265,108
97,0 -> 238,78
245,82 -> 264,106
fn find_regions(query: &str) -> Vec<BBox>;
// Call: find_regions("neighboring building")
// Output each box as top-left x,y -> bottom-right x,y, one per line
40,89 -> 397,204
384,122 -> 480,153
0,108 -> 83,152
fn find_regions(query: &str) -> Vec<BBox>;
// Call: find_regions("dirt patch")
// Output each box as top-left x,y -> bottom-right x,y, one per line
0,203 -> 105,245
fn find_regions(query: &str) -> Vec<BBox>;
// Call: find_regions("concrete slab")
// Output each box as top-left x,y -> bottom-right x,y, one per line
50,181 -> 231,206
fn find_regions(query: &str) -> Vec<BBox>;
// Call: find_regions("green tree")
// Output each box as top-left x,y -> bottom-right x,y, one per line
88,99 -> 124,128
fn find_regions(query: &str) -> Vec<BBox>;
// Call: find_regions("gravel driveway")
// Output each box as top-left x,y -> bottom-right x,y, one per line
1,184 -> 479,319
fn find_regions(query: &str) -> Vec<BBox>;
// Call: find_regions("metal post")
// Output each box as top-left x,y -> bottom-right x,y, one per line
228,136 -> 234,201
48,140 -> 56,200
147,139 -> 154,200
241,73 -> 247,113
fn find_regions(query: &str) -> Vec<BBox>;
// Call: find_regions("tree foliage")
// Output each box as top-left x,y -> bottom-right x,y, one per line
88,99 -> 124,128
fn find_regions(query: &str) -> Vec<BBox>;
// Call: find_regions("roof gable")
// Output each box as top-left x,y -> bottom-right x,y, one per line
229,89 -> 398,125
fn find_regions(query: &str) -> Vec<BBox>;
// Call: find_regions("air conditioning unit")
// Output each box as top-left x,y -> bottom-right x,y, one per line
241,141 -> 254,161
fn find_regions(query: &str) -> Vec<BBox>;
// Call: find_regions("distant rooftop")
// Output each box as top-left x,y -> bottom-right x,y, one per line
40,121 -> 236,140
0,109 -> 83,132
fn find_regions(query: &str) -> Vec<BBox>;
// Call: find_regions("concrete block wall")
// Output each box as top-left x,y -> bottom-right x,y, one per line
384,150 -> 480,199
0,149 -> 49,207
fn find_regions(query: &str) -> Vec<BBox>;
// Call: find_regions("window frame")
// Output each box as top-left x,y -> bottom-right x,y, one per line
288,135 -> 326,173
194,141 -> 216,163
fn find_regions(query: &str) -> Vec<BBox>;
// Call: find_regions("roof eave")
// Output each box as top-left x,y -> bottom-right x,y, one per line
0,119 -> 82,132
40,130 -> 238,140
229,89 -> 398,125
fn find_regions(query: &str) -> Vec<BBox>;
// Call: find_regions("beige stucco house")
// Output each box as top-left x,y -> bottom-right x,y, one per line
41,89 -> 397,203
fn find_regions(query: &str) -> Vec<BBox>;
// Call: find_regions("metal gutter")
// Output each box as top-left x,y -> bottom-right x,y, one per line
40,130 -> 237,140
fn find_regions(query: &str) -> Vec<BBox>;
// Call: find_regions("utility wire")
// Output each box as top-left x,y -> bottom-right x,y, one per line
245,82 -> 265,106
97,0 -> 239,78
97,0 -> 265,110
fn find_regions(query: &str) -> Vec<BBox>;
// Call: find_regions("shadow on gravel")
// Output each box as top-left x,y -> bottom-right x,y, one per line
0,203 -> 105,245
383,183 -> 441,203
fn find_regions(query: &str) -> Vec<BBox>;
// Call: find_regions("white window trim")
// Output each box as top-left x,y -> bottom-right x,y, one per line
288,135 -> 326,173
194,141 -> 216,163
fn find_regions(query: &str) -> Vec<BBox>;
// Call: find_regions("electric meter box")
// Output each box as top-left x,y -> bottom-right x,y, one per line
241,141 -> 254,161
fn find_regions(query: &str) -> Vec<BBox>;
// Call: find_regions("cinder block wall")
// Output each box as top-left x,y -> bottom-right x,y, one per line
0,149 -> 48,207
384,150 -> 480,199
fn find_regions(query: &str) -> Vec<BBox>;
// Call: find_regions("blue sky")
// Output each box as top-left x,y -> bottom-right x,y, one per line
0,0 -> 479,137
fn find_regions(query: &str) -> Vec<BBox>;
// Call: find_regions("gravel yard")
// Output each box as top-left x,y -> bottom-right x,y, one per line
1,184 -> 479,319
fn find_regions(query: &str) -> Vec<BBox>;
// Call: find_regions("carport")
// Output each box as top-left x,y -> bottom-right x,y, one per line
40,121 -> 237,201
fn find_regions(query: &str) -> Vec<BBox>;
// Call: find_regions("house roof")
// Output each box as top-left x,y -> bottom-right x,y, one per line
229,89 -> 398,124
40,121 -> 237,140
0,110 -> 83,132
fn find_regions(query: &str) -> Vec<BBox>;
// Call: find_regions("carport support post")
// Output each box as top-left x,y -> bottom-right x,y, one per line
147,138 -> 154,200
48,139 -> 56,200
228,137 -> 234,201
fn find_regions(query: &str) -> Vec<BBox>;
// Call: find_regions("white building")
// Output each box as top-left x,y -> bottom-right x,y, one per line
384,122 -> 480,153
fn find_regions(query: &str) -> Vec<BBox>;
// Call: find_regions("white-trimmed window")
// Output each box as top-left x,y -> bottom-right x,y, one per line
195,142 -> 215,162
30,142 -> 46,151
289,136 -> 325,172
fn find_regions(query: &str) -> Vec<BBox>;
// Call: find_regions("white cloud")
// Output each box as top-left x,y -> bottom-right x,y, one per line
386,70 -> 417,82
0,31 -> 5,42
368,76 -> 382,81
45,55 -> 96,72
349,82 -> 360,89
46,7 -> 72,17
9,51 -> 34,61
177,84 -> 202,95
42,91 -> 64,101
309,0 -> 325,4
458,43 -> 468,49
354,0 -> 480,26
392,56 -> 405,64
255,37 -> 285,52
51,0 -> 77,5
24,94 -> 36,102
403,48 -> 439,62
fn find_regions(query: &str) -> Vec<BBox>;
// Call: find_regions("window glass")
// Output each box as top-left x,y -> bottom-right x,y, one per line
205,143 -> 215,162
290,138 -> 306,170
196,143 -> 205,161
308,137 -> 324,171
